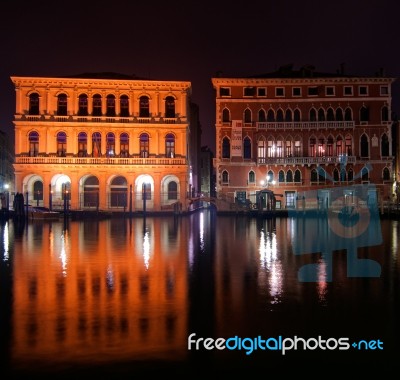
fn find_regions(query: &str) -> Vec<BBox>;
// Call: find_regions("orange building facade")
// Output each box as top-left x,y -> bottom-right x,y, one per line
10,74 -> 193,213
212,66 -> 396,210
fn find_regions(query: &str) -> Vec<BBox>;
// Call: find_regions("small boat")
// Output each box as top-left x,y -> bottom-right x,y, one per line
28,206 -> 60,220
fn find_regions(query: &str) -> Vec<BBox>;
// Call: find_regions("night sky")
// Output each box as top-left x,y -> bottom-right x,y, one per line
1,0 -> 399,153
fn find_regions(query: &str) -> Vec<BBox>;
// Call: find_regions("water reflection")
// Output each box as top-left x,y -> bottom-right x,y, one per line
0,211 -> 398,375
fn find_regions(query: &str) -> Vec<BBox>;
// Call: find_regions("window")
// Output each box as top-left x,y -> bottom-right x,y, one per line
257,139 -> 266,160
165,133 -> 175,157
276,109 -> 284,122
220,87 -> 231,97
29,131 -> 39,156
92,94 -> 102,116
29,93 -> 40,115
292,87 -> 301,96
309,137 -> 316,157
286,170 -> 293,183
383,167 -> 390,181
222,138 -> 230,158
78,94 -> 88,116
336,108 -> 343,121
92,132 -> 101,157
285,109 -> 292,122
294,169 -> 301,183
318,108 -> 325,121
381,106 -> 389,122
359,86 -> 368,95
275,87 -> 284,97
222,108 -> 230,123
110,176 -> 128,207
244,109 -> 252,123
222,170 -> 229,183
325,86 -> 335,96
345,107 -> 352,121
33,181 -> 43,202
294,109 -> 301,121
120,133 -> 129,157
326,108 -> 335,121
139,96 -> 150,117
165,96 -> 175,118
248,171 -> 255,184
243,137 -> 251,159
336,136 -> 343,155
309,108 -> 317,122
120,95 -> 129,117
258,109 -> 266,122
361,167 -> 369,181
167,181 -> 178,200
344,86 -> 353,96
380,86 -> 389,95
140,133 -> 149,157
381,134 -> 389,156
78,132 -> 87,156
308,87 -> 318,96
257,88 -> 266,97
360,106 -> 369,122
345,135 -> 352,155
278,170 -> 285,183
360,134 -> 369,158
244,87 -> 255,96
57,94 -> 68,116
57,132 -> 67,156
106,133 -> 115,157
267,109 -> 275,122
106,95 -> 116,117
311,169 -> 318,182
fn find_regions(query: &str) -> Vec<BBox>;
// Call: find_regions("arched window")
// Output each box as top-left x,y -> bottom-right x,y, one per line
57,131 -> 67,157
340,167 -> 347,182
222,137 -> 230,158
78,94 -> 88,116
336,136 -> 343,155
106,94 -> 116,117
383,167 -> 390,181
106,132 -> 115,157
140,133 -> 149,157
333,168 -> 339,182
248,171 -> 255,184
311,168 -> 318,182
243,137 -> 251,159
293,109 -> 301,122
139,96 -> 150,117
165,96 -> 175,118
258,109 -> 266,122
257,139 -> 266,161
344,107 -> 352,121
223,108 -> 230,122
110,176 -> 128,207
286,170 -> 293,182
165,133 -> 175,157
57,93 -> 68,116
244,108 -> 252,123
267,109 -> 275,122
381,133 -> 389,156
222,170 -> 229,183
326,108 -> 335,121
309,108 -> 317,121
278,170 -> 285,183
120,133 -> 129,157
348,168 -> 354,181
294,137 -> 301,157
276,109 -> 284,122
326,136 -> 334,156
294,169 -> 301,183
29,93 -> 40,115
83,176 -> 99,207
345,135 -> 353,155
120,95 -> 130,117
318,108 -> 325,121
78,132 -> 87,157
33,181 -> 43,203
360,106 -> 369,122
92,132 -> 101,157
167,181 -> 178,200
92,94 -> 102,116
309,137 -> 316,157
336,108 -> 343,121
285,109 -> 292,122
29,131 -> 39,156
276,137 -> 283,157
361,167 -> 369,181
360,134 -> 369,158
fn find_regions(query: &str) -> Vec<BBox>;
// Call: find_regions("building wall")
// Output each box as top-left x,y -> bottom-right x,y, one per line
11,75 -> 193,212
212,68 -> 396,209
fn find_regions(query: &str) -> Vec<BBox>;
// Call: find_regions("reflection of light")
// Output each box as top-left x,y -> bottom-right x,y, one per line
143,231 -> 150,269
317,259 -> 328,304
199,211 -> 205,252
2,222 -> 9,261
60,230 -> 68,276
392,221 -> 398,257
259,229 -> 282,303
106,265 -> 114,290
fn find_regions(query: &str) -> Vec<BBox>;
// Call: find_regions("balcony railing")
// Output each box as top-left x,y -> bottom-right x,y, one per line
256,121 -> 355,130
257,156 -> 356,165
15,156 -> 187,165
16,114 -> 187,124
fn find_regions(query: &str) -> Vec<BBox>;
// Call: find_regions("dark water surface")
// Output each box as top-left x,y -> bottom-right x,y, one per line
0,210 -> 399,377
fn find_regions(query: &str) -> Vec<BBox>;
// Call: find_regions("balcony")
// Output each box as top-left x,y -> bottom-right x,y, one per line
14,156 -> 187,166
256,121 -> 355,130
257,156 -> 357,166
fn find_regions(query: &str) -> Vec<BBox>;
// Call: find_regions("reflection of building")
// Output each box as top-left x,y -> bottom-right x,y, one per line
11,218 -> 188,365
200,146 -> 215,196
211,65 -> 396,209
10,73 -> 193,212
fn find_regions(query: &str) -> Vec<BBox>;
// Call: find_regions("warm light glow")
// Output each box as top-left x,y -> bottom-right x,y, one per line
2,222 -> 9,262
143,230 -> 150,269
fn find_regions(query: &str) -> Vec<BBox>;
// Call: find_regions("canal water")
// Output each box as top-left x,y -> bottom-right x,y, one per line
0,210 -> 399,377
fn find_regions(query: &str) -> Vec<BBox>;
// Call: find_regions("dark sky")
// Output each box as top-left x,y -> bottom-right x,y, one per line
1,0 -> 399,153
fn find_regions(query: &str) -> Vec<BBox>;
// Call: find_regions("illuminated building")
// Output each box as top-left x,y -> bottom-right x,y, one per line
10,73 -> 194,213
212,65 -> 396,209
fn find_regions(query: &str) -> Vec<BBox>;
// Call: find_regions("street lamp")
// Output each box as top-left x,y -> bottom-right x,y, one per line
260,174 -> 276,188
